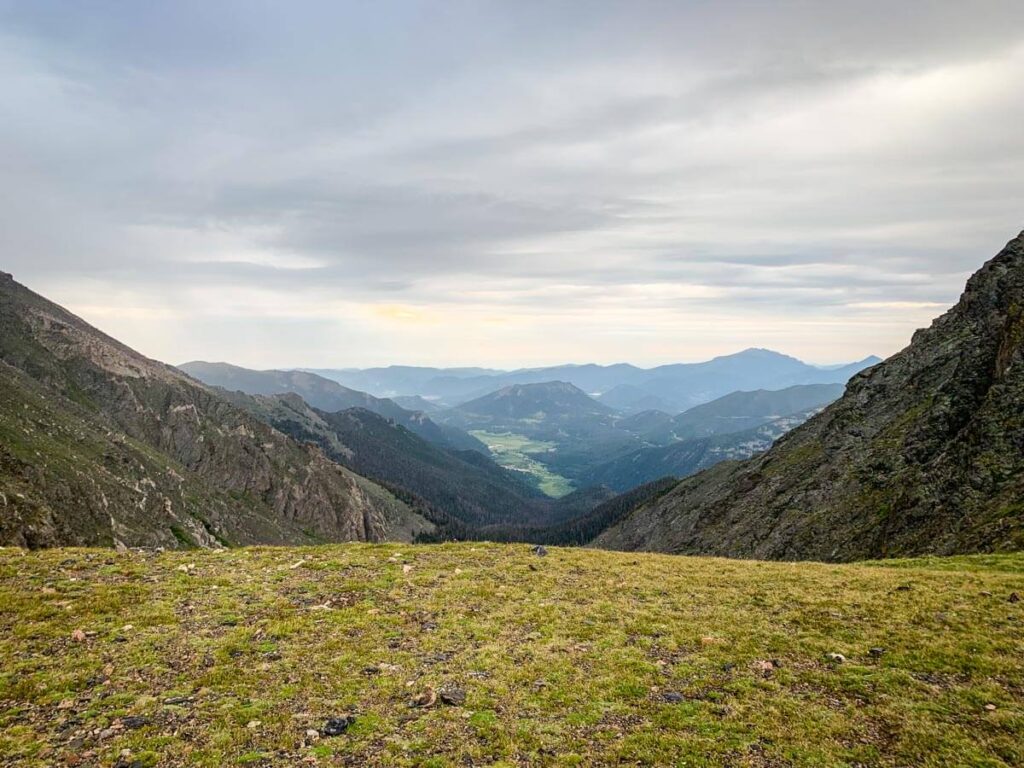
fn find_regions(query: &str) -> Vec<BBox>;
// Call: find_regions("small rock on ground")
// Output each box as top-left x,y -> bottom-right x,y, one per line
439,687 -> 466,706
321,715 -> 356,736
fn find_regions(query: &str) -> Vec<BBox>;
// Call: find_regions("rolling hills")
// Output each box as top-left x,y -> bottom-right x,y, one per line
612,383 -> 844,444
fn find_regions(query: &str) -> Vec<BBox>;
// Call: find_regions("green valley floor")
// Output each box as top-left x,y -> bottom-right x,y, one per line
1,544 -> 1022,767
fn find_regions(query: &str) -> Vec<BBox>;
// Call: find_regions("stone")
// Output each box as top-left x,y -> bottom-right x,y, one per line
321,715 -> 356,736
439,687 -> 466,706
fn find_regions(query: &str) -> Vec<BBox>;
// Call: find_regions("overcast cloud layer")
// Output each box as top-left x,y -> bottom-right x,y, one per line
2,1 -> 1023,368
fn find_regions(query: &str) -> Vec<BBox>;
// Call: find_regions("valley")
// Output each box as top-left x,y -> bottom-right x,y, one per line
4,6 -> 1023,767
4,230 -> 1019,561
467,431 -> 574,498
5,230 -> 1024,560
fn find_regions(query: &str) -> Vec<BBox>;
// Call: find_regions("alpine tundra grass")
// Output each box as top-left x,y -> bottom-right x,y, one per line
1,544 -> 1022,767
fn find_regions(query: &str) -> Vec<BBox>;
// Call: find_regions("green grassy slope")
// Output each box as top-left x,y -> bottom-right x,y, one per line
1,545 -> 1022,767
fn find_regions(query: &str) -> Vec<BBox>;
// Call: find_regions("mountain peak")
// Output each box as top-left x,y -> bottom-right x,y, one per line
452,379 -> 615,422
498,380 -> 586,396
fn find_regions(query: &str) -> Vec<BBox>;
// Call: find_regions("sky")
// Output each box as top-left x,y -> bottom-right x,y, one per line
1,1 -> 1023,369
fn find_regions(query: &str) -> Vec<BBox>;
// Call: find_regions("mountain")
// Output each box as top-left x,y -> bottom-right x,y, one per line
438,381 -> 640,481
594,232 -> 1024,561
221,391 -> 559,530
308,355 -> 875,411
217,390 -> 623,537
601,349 -> 874,413
0,273 -> 429,548
581,411 -> 816,492
668,383 -> 843,439
447,381 -> 616,424
596,384 -> 677,413
473,477 -> 677,545
612,384 -> 842,446
179,361 -> 485,453
392,394 -> 443,413
302,365 -> 503,400
438,381 -> 843,490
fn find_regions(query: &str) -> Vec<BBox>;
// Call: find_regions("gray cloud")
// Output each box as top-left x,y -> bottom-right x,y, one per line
1,1 -> 1022,367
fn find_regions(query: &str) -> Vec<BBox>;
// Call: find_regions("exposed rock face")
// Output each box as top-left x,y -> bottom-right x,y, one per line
0,273 -> 424,548
594,232 -> 1024,561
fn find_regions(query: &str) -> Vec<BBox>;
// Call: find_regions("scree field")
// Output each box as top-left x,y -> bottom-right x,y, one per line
1,544 -> 1022,767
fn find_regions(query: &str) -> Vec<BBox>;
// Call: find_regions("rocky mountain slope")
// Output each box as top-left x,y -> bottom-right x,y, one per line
0,273 -> 429,548
594,232 -> 1024,560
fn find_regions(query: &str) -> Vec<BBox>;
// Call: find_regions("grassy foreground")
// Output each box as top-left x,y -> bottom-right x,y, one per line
1,545 -> 1022,767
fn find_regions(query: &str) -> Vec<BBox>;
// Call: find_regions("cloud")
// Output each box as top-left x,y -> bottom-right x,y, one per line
1,1 -> 1023,367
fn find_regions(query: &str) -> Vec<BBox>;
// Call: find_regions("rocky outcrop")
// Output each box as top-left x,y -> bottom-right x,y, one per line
0,273 -> 427,548
593,232 -> 1024,561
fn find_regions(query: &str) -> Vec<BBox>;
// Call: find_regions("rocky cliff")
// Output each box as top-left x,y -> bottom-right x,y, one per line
594,232 -> 1024,560
0,273 -> 427,548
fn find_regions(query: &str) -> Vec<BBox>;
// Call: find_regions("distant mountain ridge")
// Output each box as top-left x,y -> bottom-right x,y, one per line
448,381 -> 616,423
594,232 -> 1024,561
664,383 -> 844,440
178,361 -> 485,453
306,350 -> 879,412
